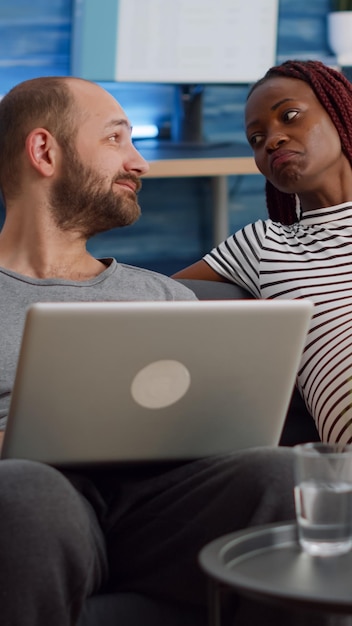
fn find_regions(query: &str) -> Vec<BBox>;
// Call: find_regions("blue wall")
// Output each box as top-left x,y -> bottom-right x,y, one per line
0,0 -> 335,274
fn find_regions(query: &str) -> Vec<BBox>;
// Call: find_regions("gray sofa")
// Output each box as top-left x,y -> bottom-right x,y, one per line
79,278 -> 319,626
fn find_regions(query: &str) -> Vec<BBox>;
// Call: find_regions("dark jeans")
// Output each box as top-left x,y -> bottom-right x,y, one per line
0,447 -> 316,625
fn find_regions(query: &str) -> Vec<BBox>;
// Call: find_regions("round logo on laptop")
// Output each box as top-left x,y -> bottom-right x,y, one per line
131,359 -> 191,409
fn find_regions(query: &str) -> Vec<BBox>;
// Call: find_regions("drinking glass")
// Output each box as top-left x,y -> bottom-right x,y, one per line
293,442 -> 352,557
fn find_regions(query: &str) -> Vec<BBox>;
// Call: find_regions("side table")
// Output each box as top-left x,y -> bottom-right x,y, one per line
199,522 -> 352,626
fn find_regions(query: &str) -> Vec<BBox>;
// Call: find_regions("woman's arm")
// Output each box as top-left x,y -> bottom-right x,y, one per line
172,259 -> 230,281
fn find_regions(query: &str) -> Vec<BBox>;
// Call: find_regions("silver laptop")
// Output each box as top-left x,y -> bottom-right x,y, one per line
1,300 -> 313,465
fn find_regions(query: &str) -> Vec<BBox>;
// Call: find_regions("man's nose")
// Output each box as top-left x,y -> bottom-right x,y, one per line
126,143 -> 150,175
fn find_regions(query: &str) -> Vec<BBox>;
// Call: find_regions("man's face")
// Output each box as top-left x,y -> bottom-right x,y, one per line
50,80 -> 149,238
245,76 -> 345,197
50,142 -> 143,238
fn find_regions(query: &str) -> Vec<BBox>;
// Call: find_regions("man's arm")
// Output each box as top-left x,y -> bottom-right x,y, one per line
172,259 -> 230,281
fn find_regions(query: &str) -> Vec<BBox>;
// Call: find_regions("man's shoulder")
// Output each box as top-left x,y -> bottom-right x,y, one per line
113,262 -> 197,301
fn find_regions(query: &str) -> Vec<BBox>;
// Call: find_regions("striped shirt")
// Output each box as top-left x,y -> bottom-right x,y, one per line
204,202 -> 352,444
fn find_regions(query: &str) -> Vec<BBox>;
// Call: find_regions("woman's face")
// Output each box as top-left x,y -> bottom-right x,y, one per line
245,76 -> 346,197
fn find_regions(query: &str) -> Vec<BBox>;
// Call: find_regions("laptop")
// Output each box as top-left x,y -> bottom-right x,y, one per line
1,299 -> 313,465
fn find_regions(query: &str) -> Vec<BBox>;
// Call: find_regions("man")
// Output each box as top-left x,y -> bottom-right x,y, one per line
0,76 -> 297,626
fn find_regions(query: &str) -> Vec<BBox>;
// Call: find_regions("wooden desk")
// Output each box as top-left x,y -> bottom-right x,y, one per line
136,141 -> 259,245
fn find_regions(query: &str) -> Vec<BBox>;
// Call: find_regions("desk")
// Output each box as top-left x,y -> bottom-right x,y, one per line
199,522 -> 352,626
136,141 -> 259,246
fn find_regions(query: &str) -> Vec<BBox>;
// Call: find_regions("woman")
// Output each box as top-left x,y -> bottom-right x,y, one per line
173,59 -> 352,445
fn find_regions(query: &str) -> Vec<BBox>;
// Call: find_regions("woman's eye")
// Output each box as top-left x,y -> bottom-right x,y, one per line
108,134 -> 120,142
283,110 -> 299,122
248,133 -> 263,147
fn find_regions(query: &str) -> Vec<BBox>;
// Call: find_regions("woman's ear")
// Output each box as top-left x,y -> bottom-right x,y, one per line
25,128 -> 57,177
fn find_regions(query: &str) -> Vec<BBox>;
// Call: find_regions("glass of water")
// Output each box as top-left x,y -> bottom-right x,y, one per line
293,442 -> 352,557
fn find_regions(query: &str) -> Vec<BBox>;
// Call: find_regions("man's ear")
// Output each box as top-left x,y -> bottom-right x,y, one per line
25,128 -> 58,177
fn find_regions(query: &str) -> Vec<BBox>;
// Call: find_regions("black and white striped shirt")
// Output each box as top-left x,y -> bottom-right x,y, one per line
204,202 -> 352,444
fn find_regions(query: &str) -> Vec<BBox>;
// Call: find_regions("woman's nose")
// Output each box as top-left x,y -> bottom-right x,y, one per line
265,133 -> 287,153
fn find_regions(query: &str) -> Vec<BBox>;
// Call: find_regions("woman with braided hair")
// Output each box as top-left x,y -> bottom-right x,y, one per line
174,59 -> 352,445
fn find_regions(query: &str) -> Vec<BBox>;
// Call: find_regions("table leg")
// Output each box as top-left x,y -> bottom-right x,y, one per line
207,579 -> 222,626
211,175 -> 229,246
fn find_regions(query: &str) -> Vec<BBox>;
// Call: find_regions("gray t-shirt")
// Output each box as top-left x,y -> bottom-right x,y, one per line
0,258 -> 196,428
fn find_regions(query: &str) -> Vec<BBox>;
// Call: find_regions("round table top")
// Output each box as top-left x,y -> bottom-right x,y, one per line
199,522 -> 352,614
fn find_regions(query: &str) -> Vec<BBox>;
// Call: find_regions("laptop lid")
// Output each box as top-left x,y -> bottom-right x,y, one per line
1,300 -> 313,465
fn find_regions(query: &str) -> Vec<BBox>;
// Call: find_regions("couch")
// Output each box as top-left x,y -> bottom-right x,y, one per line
79,279 -> 319,626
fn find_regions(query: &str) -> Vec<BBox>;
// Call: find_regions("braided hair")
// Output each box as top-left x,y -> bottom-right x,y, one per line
248,60 -> 352,224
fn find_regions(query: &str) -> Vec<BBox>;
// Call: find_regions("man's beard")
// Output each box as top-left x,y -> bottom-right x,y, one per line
49,146 -> 142,239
